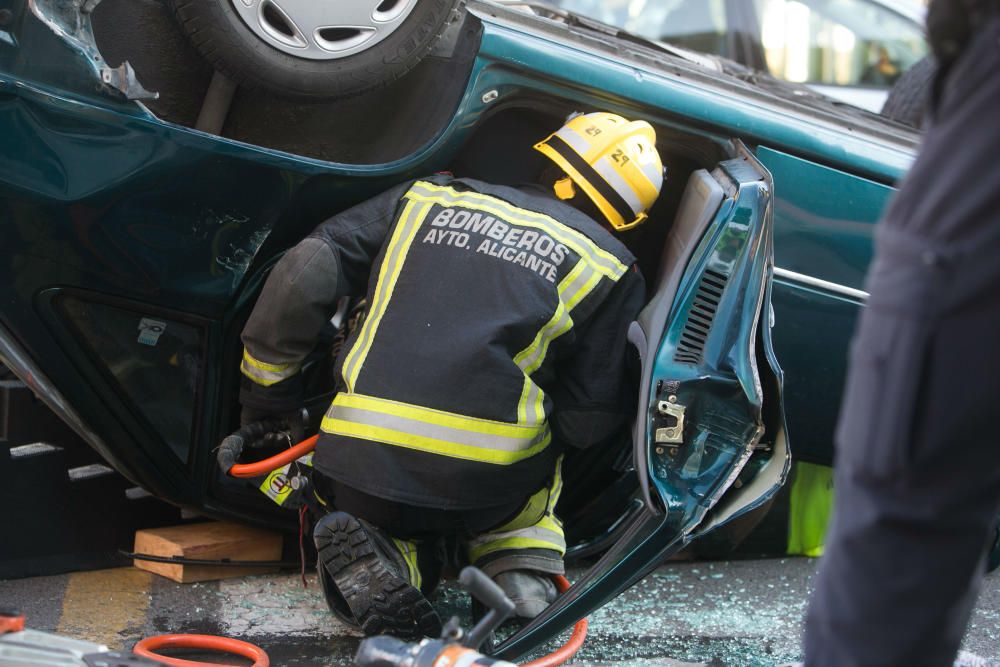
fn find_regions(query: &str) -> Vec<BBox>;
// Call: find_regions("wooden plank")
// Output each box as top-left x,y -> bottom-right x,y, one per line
133,521 -> 283,583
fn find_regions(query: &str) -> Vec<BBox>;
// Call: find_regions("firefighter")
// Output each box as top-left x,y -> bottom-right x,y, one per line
238,112 -> 663,638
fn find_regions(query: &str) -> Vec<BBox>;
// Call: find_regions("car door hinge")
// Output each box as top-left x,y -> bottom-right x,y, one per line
100,61 -> 158,100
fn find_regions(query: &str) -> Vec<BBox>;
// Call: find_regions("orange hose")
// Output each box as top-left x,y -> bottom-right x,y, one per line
519,575 -> 588,667
0,613 -> 25,634
227,434 -> 318,478
134,634 -> 269,667
134,576 -> 583,667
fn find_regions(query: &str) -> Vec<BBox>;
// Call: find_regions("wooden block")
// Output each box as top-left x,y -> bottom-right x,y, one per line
133,521 -> 283,583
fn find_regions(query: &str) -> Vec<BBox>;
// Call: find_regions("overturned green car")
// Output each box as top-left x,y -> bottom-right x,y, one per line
0,0 -> 916,659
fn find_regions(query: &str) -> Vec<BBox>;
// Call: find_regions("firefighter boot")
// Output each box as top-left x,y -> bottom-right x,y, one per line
313,511 -> 441,638
492,570 -> 558,619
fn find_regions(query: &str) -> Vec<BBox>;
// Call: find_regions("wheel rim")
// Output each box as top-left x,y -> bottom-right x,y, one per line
230,0 -> 420,60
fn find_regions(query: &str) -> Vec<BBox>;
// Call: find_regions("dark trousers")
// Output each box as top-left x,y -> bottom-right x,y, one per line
804,14 -> 1000,667
328,479 -> 525,539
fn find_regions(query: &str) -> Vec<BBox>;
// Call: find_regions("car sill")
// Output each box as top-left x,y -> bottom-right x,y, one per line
773,267 -> 869,302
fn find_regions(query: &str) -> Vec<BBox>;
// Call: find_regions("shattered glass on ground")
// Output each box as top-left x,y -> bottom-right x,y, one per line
4,558 -> 1000,665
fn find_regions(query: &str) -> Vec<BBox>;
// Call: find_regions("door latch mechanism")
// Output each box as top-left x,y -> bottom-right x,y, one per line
655,396 -> 686,449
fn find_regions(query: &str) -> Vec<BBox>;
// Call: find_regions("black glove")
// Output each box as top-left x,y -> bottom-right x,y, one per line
239,406 -> 307,445
217,407 -> 308,473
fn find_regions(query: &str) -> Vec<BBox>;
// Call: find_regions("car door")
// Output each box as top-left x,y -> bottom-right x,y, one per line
495,141 -> 788,660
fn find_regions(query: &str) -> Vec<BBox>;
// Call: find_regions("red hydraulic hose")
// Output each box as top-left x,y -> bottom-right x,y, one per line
0,612 -> 25,635
227,434 -> 318,478
133,634 -> 269,667
519,575 -> 589,667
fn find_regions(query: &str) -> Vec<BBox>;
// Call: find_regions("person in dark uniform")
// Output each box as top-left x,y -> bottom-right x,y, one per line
804,1 -> 1000,664
238,112 -> 664,637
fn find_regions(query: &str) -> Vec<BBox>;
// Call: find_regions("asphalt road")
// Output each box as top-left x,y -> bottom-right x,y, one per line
3,558 -> 1000,665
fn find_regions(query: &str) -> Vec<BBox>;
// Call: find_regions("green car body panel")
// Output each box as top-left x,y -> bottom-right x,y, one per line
760,148 -> 896,464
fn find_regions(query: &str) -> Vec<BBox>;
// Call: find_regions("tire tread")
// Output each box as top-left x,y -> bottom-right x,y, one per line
167,0 -> 465,100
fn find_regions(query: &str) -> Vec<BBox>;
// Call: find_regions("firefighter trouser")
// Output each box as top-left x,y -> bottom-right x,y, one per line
466,457 -> 566,578
324,459 -> 566,589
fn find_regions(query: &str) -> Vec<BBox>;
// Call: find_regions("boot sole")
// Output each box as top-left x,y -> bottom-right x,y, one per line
315,512 -> 441,638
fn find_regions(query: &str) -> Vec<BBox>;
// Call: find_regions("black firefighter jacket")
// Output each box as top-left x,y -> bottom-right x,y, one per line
240,174 -> 645,510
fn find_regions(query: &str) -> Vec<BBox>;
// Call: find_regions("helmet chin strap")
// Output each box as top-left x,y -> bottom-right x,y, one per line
552,177 -> 616,232
553,177 -> 576,200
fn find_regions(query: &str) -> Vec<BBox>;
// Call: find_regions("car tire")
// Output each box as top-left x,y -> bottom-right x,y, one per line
168,0 -> 464,100
881,55 -> 936,129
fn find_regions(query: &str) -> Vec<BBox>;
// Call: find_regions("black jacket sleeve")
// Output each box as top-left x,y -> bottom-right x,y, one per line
549,265 -> 646,449
239,180 -> 415,412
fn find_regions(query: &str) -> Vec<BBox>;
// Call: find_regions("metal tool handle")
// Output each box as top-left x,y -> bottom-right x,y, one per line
460,566 -> 516,650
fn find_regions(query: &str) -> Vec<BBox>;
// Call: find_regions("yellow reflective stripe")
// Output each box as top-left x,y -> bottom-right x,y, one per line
516,376 -> 538,426
325,393 -> 551,461
537,512 -> 563,533
515,266 -> 577,424
342,200 -> 431,392
516,262 -> 581,374
489,456 -> 565,534
528,261 -> 604,372
241,349 -> 300,387
242,350 -> 294,373
404,181 -> 628,279
514,259 -> 604,424
333,392 -> 539,439
495,487 -> 550,534
550,455 -> 564,506
468,460 -> 567,560
515,300 -> 564,425
468,536 -> 565,561
468,522 -> 567,561
392,538 -> 422,590
321,417 -> 552,465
